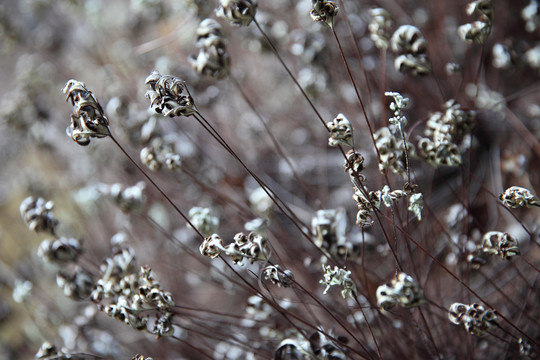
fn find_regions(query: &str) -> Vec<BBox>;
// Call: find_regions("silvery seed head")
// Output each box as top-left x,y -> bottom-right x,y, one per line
215,0 -> 258,27
310,1 -> 339,28
20,196 -> 59,235
145,71 -> 196,117
63,80 -> 110,145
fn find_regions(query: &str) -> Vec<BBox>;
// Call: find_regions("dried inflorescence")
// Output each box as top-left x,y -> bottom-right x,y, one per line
481,231 -> 520,260
99,182 -> 147,213
310,0 -> 339,28
390,25 -> 430,75
34,341 -> 72,360
458,0 -> 493,44
140,137 -> 182,172
374,127 -> 414,178
274,330 -> 346,360
92,235 -> 175,337
522,0 -> 540,33
499,186 -> 540,208
418,99 -> 475,167
215,0 -> 257,27
20,196 -> 59,235
448,302 -> 498,336
368,8 -> 392,49
56,266 -> 94,300
263,265 -> 294,288
63,79 -> 110,145
200,232 -> 268,264
385,91 -> 409,128
327,113 -> 353,147
189,18 -> 230,79
376,272 -> 425,311
37,237 -> 83,265
320,265 -> 357,299
188,206 -> 219,236
132,356 -> 153,360
145,70 -> 196,117
312,208 -> 359,260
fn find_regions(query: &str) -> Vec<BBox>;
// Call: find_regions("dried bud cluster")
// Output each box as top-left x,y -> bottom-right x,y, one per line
312,208 -> 359,260
368,8 -> 392,49
216,0 -> 257,27
390,25 -> 430,76
35,342 -> 72,360
320,265 -> 357,299
481,231 -> 520,259
92,237 -> 175,337
20,196 -> 59,235
344,150 -> 366,182
310,0 -> 339,28
385,91 -> 409,128
145,71 -> 196,117
448,302 -> 498,336
200,232 -> 268,264
132,356 -> 154,360
275,331 -> 346,360
327,113 -> 353,147
188,206 -> 219,236
37,237 -> 82,265
458,0 -> 493,44
140,137 -> 182,172
375,126 -> 414,178
189,18 -> 230,79
418,99 -> 475,167
376,272 -> 425,311
518,338 -> 532,356
56,267 -> 94,300
499,186 -> 540,208
263,265 -> 294,288
99,182 -> 147,213
63,80 -> 110,146
522,0 -> 540,33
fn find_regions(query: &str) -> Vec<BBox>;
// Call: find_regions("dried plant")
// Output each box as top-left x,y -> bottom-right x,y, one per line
1,1 -> 540,359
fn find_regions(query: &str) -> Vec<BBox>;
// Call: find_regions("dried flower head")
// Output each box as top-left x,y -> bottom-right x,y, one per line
320,265 -> 357,299
132,356 -> 153,360
369,8 -> 392,49
310,0 -> 339,28
200,233 -> 224,259
189,206 -> 219,236
34,341 -> 72,360
327,113 -> 353,147
12,279 -> 32,304
376,273 -> 425,311
385,91 -> 409,127
56,267 -> 94,300
140,137 -> 182,172
263,265 -> 294,288
407,192 -> 424,221
145,70 -> 196,117
215,0 -> 257,27
481,231 -> 520,259
458,0 -> 493,43
391,25 -> 430,76
518,338 -> 532,356
448,302 -> 498,336
63,79 -> 110,145
522,0 -> 540,33
189,18 -> 230,79
20,196 -> 59,235
101,182 -> 147,213
37,237 -> 82,265
499,186 -> 540,208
